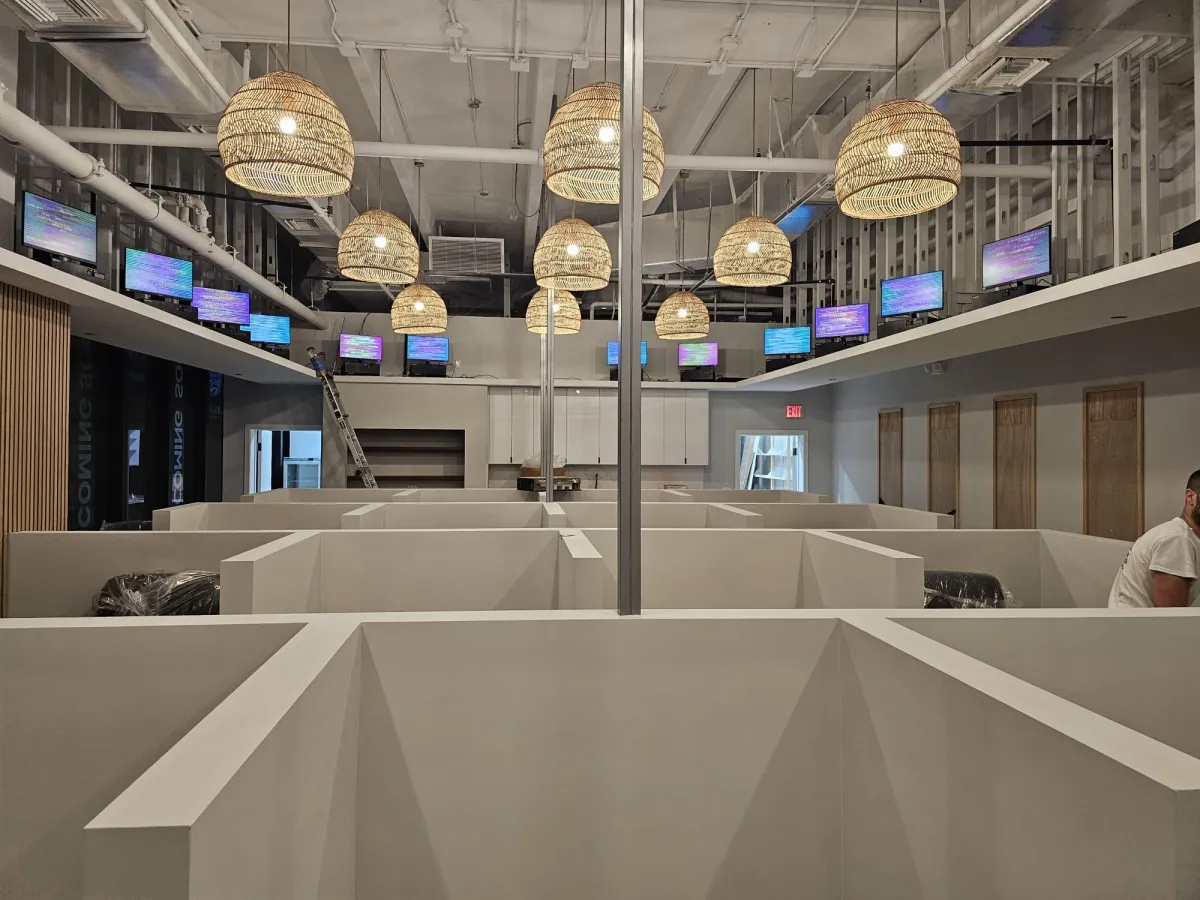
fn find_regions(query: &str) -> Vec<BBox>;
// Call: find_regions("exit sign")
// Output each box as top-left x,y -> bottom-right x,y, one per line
786,405 -> 804,419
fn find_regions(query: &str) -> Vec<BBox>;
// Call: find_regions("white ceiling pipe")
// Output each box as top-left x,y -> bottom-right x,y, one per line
47,127 -> 1052,179
141,0 -> 230,105
0,98 -> 324,328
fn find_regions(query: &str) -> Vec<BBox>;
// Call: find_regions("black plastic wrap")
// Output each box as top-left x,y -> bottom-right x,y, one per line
100,520 -> 153,531
923,570 -> 1009,610
93,571 -> 221,616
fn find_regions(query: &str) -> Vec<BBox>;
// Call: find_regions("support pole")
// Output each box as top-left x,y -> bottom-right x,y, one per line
1077,84 -> 1092,277
542,288 -> 555,503
617,0 -> 645,617
1112,52 -> 1133,267
1050,78 -> 1066,283
1139,54 -> 1160,259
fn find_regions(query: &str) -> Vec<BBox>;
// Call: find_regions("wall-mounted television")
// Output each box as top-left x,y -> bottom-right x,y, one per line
678,341 -> 718,367
764,326 -> 812,356
124,248 -> 193,300
339,333 -> 383,361
21,192 -> 97,265
881,270 -> 944,318
192,286 -> 251,325
982,224 -> 1051,289
814,303 -> 870,339
240,313 -> 291,345
607,340 -> 648,367
406,335 -> 449,362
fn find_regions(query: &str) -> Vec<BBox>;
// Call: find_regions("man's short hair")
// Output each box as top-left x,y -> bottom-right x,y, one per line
1188,471 -> 1200,493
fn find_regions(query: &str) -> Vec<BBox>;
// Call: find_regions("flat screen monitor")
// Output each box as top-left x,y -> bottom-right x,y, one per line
678,341 -> 718,367
814,303 -> 870,339
192,286 -> 251,325
406,335 -> 449,362
339,333 -> 383,361
124,248 -> 193,300
21,192 -> 97,265
764,326 -> 812,356
240,313 -> 291,345
982,224 -> 1052,289
881,270 -> 944,317
606,340 -> 648,367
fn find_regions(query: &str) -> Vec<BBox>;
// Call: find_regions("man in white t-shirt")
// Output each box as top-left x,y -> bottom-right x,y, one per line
1109,471 -> 1200,608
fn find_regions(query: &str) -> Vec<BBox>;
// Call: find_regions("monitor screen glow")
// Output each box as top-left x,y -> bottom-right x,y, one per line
124,248 -> 193,300
240,313 -> 291,344
764,326 -> 812,356
982,225 -> 1051,289
606,341 -> 648,366
406,335 -> 449,362
192,286 -> 251,325
881,270 -> 944,317
339,333 -> 383,361
678,341 -> 718,367
814,303 -> 870,339
22,192 -> 97,265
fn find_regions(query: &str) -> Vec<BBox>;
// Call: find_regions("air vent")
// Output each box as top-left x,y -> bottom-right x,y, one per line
10,0 -> 110,24
277,216 -> 325,234
429,236 -> 505,275
966,56 -> 1051,94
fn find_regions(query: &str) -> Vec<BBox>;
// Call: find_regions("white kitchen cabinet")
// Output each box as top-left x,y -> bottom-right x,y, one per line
598,390 -> 618,465
683,390 -> 709,465
567,389 -> 601,464
488,388 -> 514,464
509,388 -> 540,465
554,391 -> 568,462
662,394 -> 687,465
641,390 -> 666,466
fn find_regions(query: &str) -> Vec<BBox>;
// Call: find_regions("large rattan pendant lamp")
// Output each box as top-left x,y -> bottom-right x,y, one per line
391,162 -> 447,334
541,0 -> 664,204
656,185 -> 710,338
713,70 -> 792,287
526,288 -> 581,334
218,0 -> 354,198
534,217 -> 612,291
834,0 -> 960,219
339,51 -> 419,284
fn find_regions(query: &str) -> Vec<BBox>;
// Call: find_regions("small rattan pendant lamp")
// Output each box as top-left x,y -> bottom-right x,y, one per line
391,162 -> 447,334
713,70 -> 792,287
656,181 -> 709,338
834,0 -> 960,219
218,0 -> 354,198
338,51 -> 419,284
526,288 -> 581,334
534,217 -> 612,291
541,0 -> 664,204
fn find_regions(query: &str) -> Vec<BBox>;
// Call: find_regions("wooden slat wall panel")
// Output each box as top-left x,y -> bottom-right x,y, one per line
928,402 -> 960,523
878,409 -> 903,507
994,395 -> 1037,529
1,285 -> 70,615
1084,384 -> 1143,541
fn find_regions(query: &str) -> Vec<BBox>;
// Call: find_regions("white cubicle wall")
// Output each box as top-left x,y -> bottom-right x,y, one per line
153,502 -> 382,531
75,612 -> 1200,900
342,502 -> 547,530
558,503 -> 762,529
3,531 -> 296,617
726,503 -> 953,529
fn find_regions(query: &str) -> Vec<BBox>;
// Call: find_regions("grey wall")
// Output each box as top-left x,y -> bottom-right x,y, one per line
831,309 -> 1200,533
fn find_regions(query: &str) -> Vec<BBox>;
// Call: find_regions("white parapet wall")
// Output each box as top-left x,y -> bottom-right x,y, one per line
725,503 -> 953,529
681,489 -> 828,504
242,488 -> 413,503
154,502 -> 387,531
375,502 -> 547,529
63,611 -> 1200,900
560,502 -> 761,529
3,530 -> 296,617
833,529 -> 1130,608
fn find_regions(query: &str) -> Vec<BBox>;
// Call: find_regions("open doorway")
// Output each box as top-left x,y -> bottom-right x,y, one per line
735,432 -> 807,491
247,428 -> 322,494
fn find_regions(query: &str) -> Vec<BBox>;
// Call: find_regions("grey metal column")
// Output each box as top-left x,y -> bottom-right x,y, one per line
1139,54 -> 1160,259
1051,79 -> 1066,282
541,288 -> 555,503
617,0 -> 645,616
1076,84 -> 1092,277
1112,52 -> 1133,267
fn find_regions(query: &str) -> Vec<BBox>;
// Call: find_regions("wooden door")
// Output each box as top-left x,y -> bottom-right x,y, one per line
994,395 -> 1036,528
878,409 -> 903,506
1085,384 -> 1143,540
928,403 -> 960,522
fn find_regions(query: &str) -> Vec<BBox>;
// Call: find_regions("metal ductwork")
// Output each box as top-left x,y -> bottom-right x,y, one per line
596,203 -> 741,276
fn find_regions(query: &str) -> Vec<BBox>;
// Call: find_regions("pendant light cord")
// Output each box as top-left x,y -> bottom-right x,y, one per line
893,0 -> 899,89
376,49 -> 383,210
286,0 -> 291,71
603,0 -> 608,82
415,161 -> 423,284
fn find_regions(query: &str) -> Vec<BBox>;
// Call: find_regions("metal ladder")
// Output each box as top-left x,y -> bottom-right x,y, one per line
306,347 -> 378,489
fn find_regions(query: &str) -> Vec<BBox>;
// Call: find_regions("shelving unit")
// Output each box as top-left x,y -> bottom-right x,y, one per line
351,429 -> 466,489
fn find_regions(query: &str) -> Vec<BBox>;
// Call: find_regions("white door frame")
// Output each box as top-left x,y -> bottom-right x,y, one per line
733,429 -> 810,492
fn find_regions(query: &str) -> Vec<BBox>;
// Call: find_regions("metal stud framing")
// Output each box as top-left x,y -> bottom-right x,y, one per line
1077,84 -> 1093,277
1112,52 -> 1133,267
1139,54 -> 1160,259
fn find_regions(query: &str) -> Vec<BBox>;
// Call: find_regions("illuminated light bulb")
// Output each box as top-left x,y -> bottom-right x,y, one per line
566,242 -> 580,257
677,307 -> 689,318
413,300 -> 425,312
278,115 -> 298,135
746,240 -> 761,254
887,141 -> 906,158
597,125 -> 616,143
552,303 -> 560,312
373,234 -> 388,249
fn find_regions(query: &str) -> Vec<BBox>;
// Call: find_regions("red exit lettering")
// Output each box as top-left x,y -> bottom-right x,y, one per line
786,405 -> 804,419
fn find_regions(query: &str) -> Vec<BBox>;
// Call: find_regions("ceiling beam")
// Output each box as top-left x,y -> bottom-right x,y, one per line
646,65 -> 743,215
522,57 -> 558,268
345,50 -> 435,240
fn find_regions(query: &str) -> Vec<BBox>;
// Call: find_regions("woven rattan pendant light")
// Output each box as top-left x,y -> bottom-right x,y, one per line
218,0 -> 353,198
655,290 -> 709,339
534,217 -> 612,291
714,70 -> 792,287
834,0 -> 960,219
339,52 -> 419,284
526,288 -> 581,335
541,0 -> 664,204
390,162 -> 447,334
